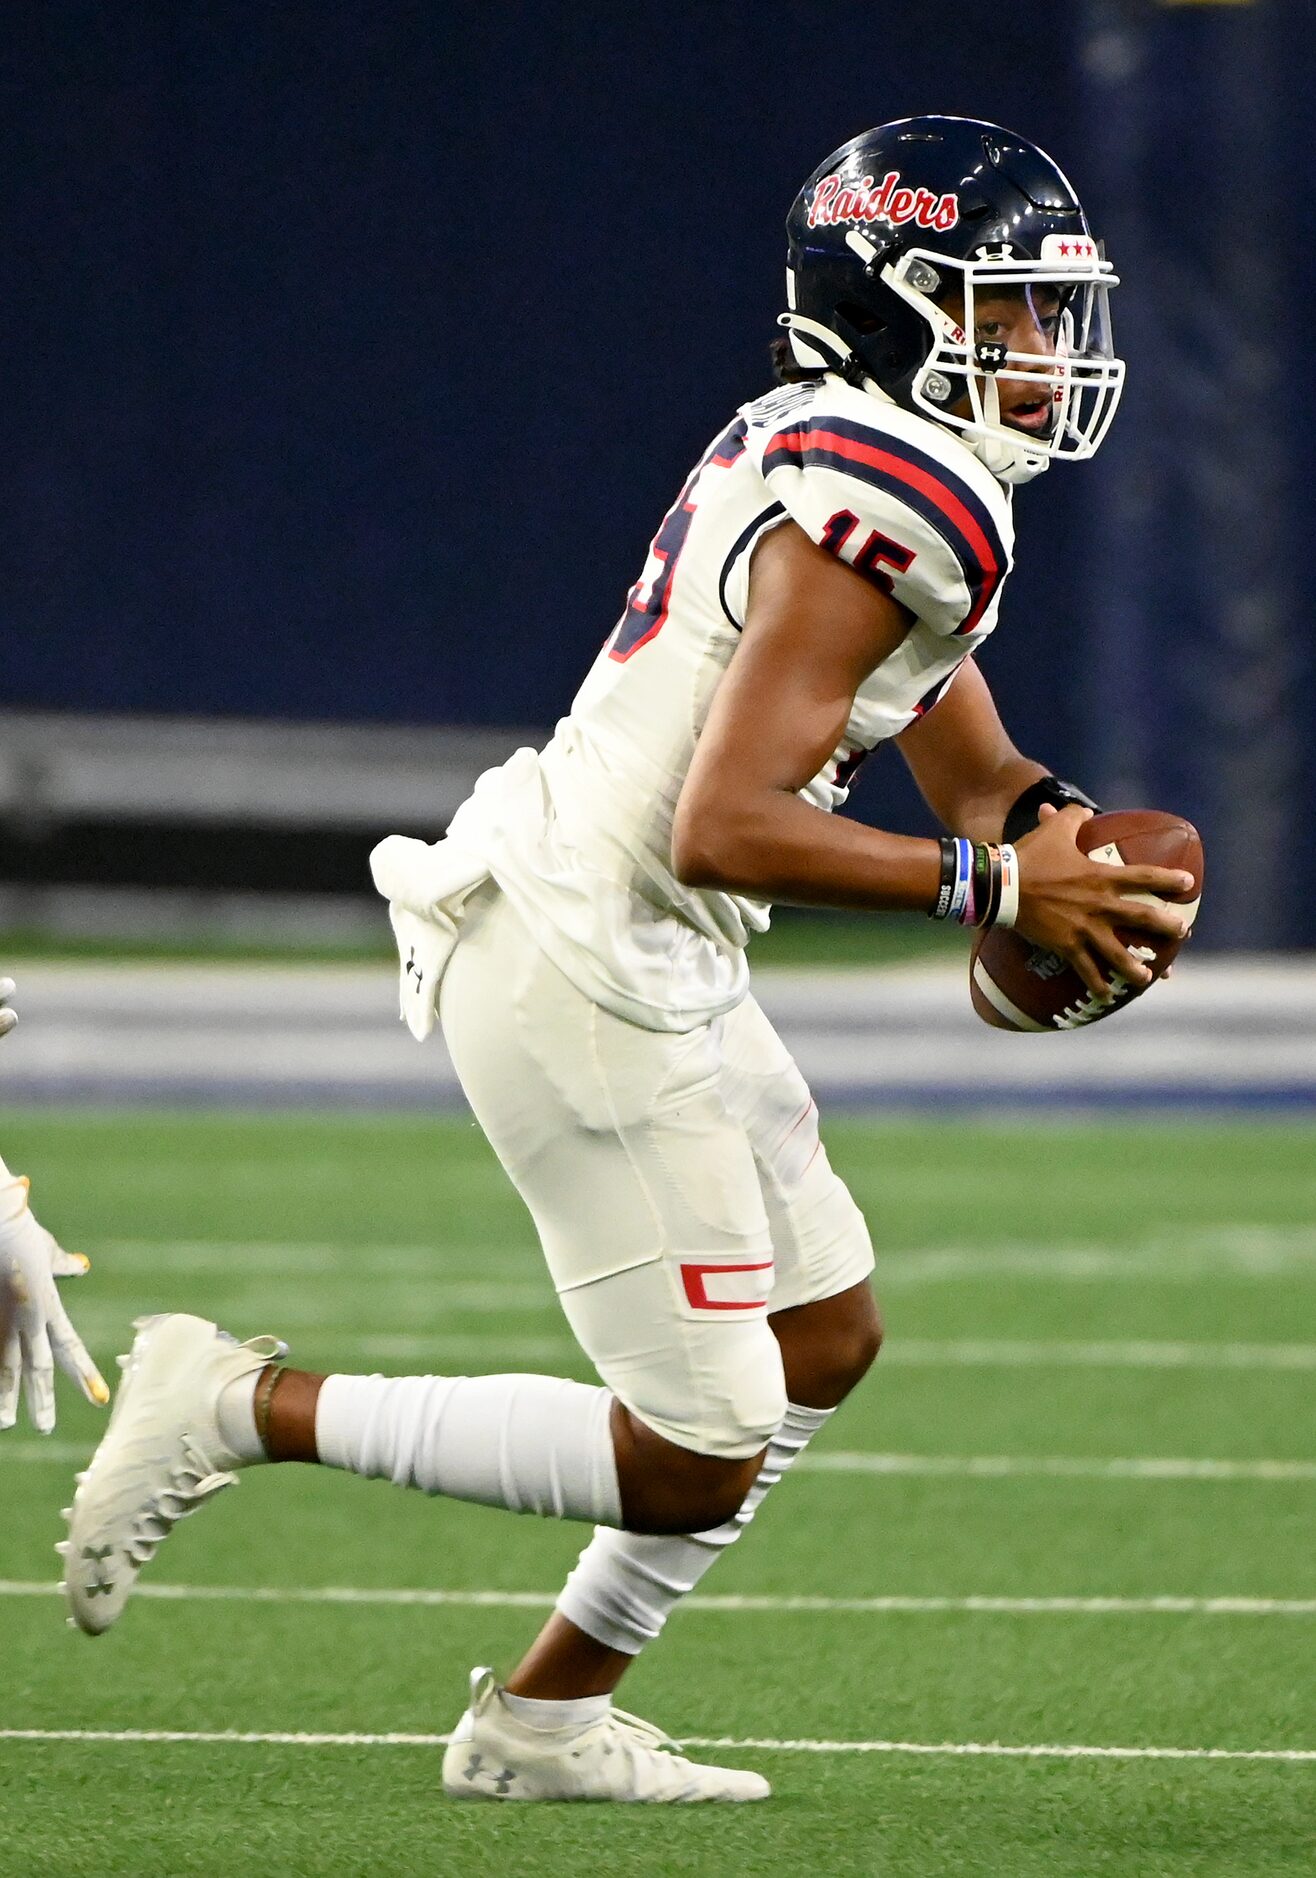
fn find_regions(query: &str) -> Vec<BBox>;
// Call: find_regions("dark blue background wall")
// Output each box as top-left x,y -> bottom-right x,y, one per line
5,1 -> 1312,940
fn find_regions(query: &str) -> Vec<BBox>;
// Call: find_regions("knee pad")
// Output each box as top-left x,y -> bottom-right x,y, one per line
616,1316 -> 788,1461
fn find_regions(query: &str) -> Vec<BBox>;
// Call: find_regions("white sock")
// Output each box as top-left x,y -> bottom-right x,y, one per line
216,1371 -> 266,1465
501,1691 -> 611,1732
555,1400 -> 831,1654
314,1371 -> 622,1525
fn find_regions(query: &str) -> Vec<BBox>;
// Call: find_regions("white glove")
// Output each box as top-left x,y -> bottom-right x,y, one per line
0,977 -> 15,1039
0,1173 -> 109,1433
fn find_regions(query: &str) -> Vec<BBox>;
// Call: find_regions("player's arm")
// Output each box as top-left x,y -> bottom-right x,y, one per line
672,521 -> 941,910
671,521 -> 1193,991
896,656 -> 1049,842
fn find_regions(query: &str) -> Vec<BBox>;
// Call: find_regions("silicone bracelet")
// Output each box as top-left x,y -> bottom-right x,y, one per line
946,838 -> 974,925
930,837 -> 958,921
994,843 -> 1021,929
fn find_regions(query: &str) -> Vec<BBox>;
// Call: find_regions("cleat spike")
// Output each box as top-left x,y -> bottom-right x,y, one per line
54,1541 -> 68,1555
117,1355 -> 129,1368
56,1581 -> 66,1592
66,1615 -> 76,1628
75,1470 -> 87,1484
59,1507 -> 71,1520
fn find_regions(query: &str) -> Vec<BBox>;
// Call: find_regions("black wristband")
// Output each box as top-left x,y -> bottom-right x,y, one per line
930,837 -> 958,920
983,844 -> 1004,929
1003,775 -> 1102,845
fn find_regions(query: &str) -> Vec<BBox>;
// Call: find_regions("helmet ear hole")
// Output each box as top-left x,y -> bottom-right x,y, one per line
834,299 -> 885,337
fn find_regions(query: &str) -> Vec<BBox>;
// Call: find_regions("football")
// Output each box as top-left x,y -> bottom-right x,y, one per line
970,810 -> 1204,1032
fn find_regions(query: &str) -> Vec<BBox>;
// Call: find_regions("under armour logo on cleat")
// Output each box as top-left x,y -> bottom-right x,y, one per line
81,1545 -> 115,1596
464,1752 -> 516,1794
405,948 -> 423,988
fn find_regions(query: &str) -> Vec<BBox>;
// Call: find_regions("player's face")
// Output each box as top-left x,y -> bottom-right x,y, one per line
939,284 -> 1062,436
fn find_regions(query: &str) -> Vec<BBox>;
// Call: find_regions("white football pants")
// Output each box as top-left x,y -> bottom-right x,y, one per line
438,886 -> 874,1459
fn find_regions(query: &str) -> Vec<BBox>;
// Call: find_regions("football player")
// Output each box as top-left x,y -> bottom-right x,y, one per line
63,119 -> 1194,1800
0,978 -> 108,1430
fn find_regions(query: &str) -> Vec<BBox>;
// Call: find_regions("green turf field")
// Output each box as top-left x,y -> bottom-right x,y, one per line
0,906 -> 960,971
1,1112 -> 1313,1875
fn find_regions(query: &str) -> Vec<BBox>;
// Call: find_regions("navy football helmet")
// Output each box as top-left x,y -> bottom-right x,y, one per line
781,116 -> 1125,483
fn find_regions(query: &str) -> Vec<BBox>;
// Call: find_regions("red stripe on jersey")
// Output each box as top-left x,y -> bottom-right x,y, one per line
769,427 -> 1003,631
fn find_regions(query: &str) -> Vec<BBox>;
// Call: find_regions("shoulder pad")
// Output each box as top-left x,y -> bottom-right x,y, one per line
744,382 -> 1013,636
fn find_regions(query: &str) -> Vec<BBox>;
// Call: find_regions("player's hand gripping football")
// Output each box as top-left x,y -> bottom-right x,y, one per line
1012,804 -> 1193,1001
0,1173 -> 109,1433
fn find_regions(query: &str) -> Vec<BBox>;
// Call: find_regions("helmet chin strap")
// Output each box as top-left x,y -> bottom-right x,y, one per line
961,376 -> 1049,485
962,424 -> 1049,485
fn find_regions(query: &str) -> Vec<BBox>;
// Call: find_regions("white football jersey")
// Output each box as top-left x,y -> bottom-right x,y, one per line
463,371 -> 1016,1030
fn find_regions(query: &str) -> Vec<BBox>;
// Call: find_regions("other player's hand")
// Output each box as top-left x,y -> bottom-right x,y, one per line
0,1177 -> 109,1433
1013,804 -> 1194,1002
0,978 -> 16,1040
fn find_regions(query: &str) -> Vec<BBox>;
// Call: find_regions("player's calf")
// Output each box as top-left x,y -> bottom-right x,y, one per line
266,1366 -> 762,1534
266,1368 -> 764,1536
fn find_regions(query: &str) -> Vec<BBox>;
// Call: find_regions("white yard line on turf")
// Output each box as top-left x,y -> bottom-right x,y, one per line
354,1334 -> 1316,1369
5,1445 -> 1315,1482
1,1726 -> 1312,1763
86,1237 -> 581,1273
93,1226 -> 1316,1282
2,1581 -> 1313,1616
800,1452 -> 1316,1482
58,1322 -> 1316,1370
885,1339 -> 1316,1370
877,1232 -> 1316,1284
0,1442 -> 91,1463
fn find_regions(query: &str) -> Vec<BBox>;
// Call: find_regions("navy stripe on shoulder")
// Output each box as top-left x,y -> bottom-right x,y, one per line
761,415 -> 1007,632
819,417 -> 1005,560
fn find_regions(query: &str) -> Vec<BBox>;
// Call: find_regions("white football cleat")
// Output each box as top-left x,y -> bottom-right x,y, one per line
60,1313 -> 284,1636
441,1667 -> 770,1803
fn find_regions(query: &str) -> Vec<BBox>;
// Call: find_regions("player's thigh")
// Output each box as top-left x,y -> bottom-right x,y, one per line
440,888 -> 770,1289
717,992 -> 875,1315
439,891 -> 785,1457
